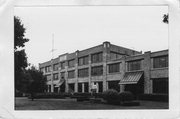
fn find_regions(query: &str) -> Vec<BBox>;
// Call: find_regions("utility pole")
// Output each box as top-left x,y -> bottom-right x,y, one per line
50,33 -> 56,93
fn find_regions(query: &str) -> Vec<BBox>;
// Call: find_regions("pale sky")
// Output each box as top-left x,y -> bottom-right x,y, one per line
14,6 -> 168,66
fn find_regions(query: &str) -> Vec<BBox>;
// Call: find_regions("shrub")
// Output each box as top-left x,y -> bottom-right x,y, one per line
118,91 -> 134,102
28,92 -> 72,99
102,89 -> 119,104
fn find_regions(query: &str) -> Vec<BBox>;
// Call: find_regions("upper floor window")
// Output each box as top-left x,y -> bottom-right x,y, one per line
91,52 -> 103,63
46,74 -> 51,81
68,59 -> 75,68
53,63 -> 59,71
110,51 -> 123,60
108,63 -> 120,73
60,62 -> 65,69
91,65 -> 103,76
153,55 -> 168,68
127,60 -> 141,71
53,73 -> 58,80
78,68 -> 89,77
40,67 -> 45,73
60,72 -> 65,79
45,66 -> 51,72
78,56 -> 89,66
68,70 -> 75,78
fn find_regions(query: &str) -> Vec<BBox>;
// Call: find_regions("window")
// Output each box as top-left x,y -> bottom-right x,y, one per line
91,52 -> 103,63
110,51 -> 123,60
68,70 -> 75,78
153,56 -> 168,68
53,73 -> 58,80
84,83 -> 89,93
46,75 -> 51,81
78,83 -> 82,92
68,83 -> 75,92
127,60 -> 141,71
45,66 -> 51,72
78,68 -> 89,77
108,63 -> 120,73
108,81 -> 120,92
91,65 -> 103,76
153,78 -> 168,94
78,56 -> 89,66
53,63 -> 59,71
60,62 -> 65,69
61,72 -> 65,79
40,67 -> 45,73
68,59 -> 75,68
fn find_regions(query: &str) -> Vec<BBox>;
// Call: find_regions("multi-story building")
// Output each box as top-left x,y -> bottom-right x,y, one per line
39,41 -> 168,95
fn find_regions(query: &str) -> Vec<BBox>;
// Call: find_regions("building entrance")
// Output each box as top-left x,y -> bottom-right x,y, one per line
125,82 -> 144,97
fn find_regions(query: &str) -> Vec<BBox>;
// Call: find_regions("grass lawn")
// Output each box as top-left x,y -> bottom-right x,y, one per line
15,97 -> 168,110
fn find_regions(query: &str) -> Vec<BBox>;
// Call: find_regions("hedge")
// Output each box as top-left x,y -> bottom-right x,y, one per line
28,92 -> 72,99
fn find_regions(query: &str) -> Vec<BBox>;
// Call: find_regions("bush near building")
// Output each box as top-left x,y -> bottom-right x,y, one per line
102,89 -> 120,104
28,92 -> 72,99
118,91 -> 134,102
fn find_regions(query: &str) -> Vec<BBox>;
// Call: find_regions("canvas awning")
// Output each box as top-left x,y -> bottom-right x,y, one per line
119,71 -> 143,84
55,78 -> 65,87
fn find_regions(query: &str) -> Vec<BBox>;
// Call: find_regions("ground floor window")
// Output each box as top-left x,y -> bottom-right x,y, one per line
84,82 -> 89,93
108,81 -> 120,92
78,83 -> 82,92
48,85 -> 51,92
153,78 -> 168,94
68,83 -> 75,92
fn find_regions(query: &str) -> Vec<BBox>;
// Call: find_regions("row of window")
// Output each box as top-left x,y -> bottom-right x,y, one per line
42,56 -> 168,74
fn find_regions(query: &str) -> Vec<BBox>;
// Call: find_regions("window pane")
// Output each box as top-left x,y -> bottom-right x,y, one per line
53,63 -> 59,71
78,56 -> 89,66
46,75 -> 51,81
91,52 -> 103,63
68,59 -> 75,68
61,72 -> 65,79
53,73 -> 58,80
68,70 -> 75,78
127,60 -> 141,71
109,63 -> 120,73
61,62 -> 65,69
153,78 -> 168,94
91,65 -> 103,76
153,56 -> 168,68
78,68 -> 89,77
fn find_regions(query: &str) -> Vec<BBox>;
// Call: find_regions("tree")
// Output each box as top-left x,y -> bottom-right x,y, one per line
163,14 -> 169,24
14,16 -> 29,93
26,66 -> 47,94
14,16 -> 29,50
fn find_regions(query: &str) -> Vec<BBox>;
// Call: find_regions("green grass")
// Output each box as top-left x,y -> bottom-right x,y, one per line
15,97 -> 168,110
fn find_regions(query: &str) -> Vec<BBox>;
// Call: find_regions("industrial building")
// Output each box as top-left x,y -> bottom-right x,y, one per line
39,41 -> 168,95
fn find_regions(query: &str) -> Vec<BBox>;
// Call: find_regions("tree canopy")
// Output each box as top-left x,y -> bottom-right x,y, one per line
14,16 -> 29,92
14,16 -> 29,50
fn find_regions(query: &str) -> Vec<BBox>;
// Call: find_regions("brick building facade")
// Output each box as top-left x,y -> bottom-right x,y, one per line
39,42 -> 168,95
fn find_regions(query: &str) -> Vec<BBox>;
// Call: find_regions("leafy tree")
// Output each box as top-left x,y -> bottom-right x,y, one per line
14,16 -> 29,93
26,66 -> 47,94
163,14 -> 169,24
14,16 -> 29,50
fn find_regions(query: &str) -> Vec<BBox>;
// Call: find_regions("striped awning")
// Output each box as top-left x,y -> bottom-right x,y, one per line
119,71 -> 143,84
55,78 -> 65,87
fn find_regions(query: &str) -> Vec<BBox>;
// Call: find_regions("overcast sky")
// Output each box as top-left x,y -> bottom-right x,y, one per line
14,6 -> 168,66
